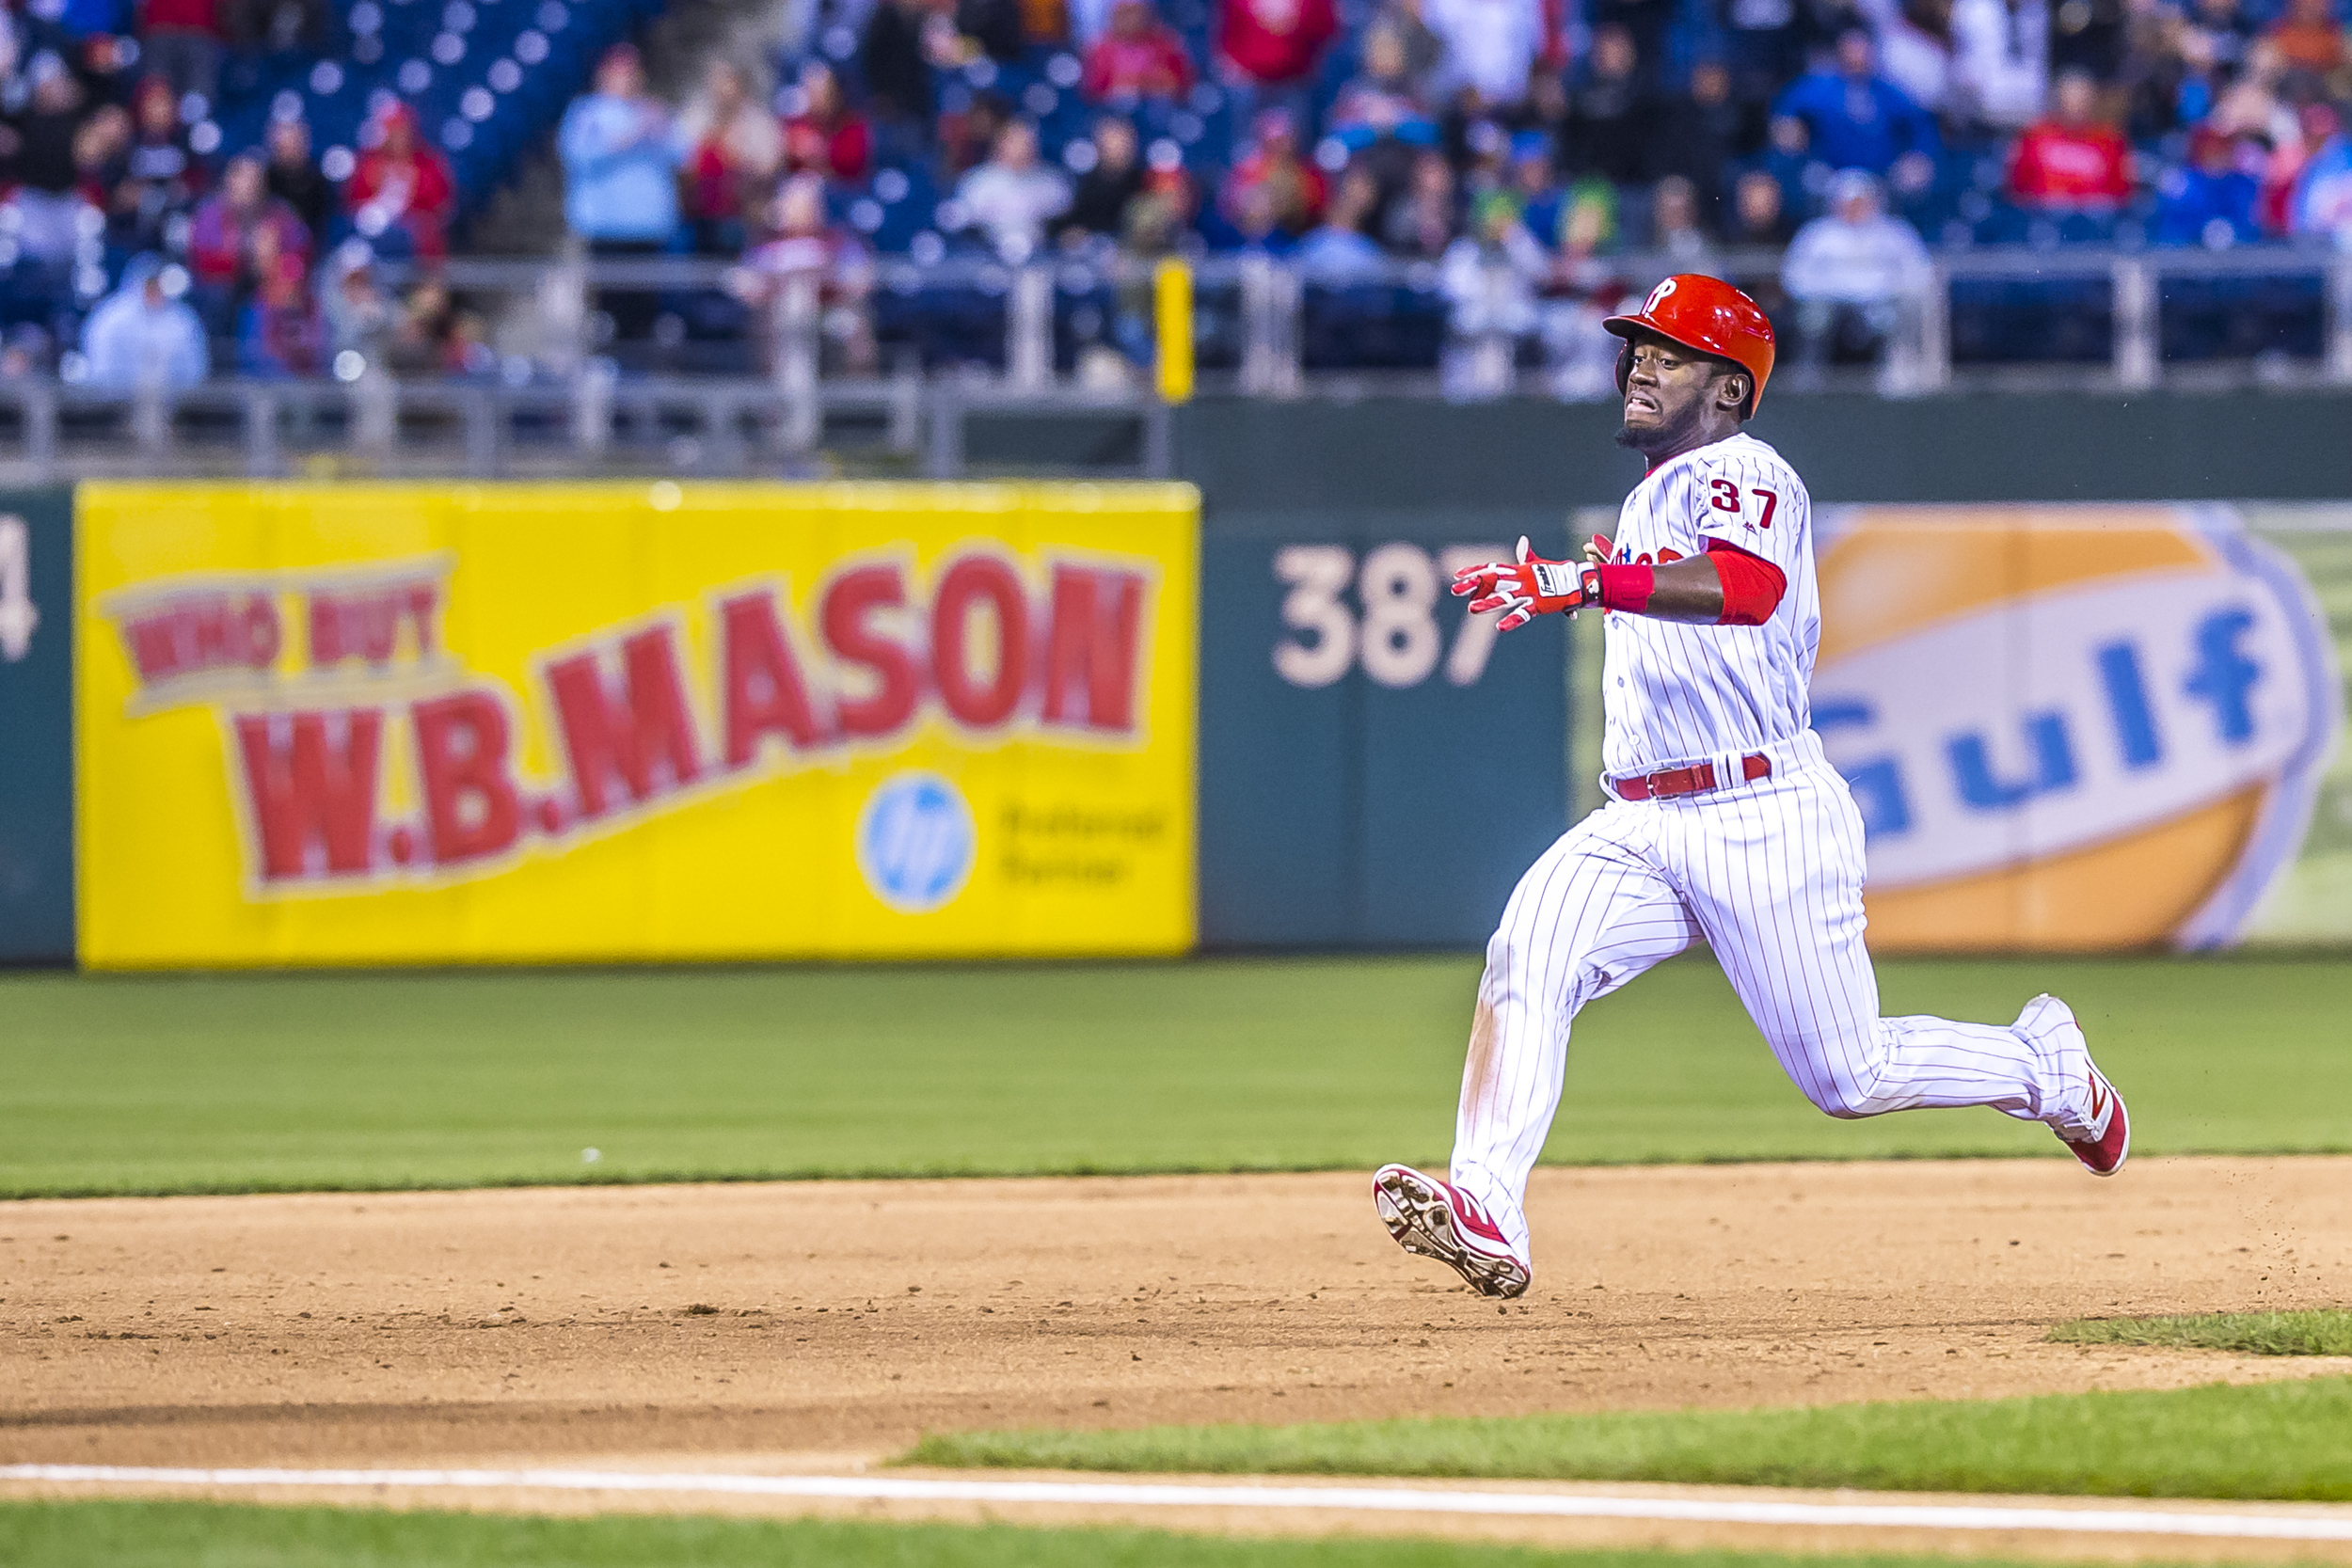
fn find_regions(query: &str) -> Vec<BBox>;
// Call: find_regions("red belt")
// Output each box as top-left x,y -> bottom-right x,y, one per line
1611,752 -> 1772,801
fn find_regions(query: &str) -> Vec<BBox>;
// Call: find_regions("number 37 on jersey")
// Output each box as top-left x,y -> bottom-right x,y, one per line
1708,481 -> 1778,530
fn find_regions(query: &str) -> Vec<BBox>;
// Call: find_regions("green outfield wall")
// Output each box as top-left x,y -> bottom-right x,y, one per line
1169,390 -> 2352,512
7,398 -> 2352,966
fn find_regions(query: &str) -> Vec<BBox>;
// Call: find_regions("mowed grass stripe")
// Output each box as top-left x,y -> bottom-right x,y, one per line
2050,1310 -> 2352,1356
4,955 -> 2350,1196
0,1499 -> 2249,1568
906,1378 -> 2352,1502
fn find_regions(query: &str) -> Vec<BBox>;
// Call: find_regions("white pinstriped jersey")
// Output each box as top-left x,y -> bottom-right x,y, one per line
1600,432 -> 1820,778
1436,432 -> 2092,1280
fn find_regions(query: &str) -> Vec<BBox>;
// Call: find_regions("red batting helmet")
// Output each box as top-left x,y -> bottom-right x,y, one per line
1604,274 -> 1776,417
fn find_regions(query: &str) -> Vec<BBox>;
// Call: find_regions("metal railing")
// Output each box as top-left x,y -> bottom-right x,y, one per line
1925,245 -> 2352,394
0,371 -> 1170,482
410,245 -> 2352,397
2,244 -> 2344,479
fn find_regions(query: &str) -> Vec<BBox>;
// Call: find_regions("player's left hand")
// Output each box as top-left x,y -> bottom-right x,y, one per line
1450,536 -> 1597,631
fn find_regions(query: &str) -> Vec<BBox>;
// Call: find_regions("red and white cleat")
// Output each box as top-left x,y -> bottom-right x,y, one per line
2060,1061 -> 2131,1177
2017,993 -> 2130,1178
1372,1163 -> 1532,1299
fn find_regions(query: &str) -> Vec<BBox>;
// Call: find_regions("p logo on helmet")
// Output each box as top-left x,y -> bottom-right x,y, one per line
1811,506 -> 2339,952
1604,273 -> 1775,417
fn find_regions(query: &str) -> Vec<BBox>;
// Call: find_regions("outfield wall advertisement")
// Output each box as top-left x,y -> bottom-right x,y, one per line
6,486 -> 2343,966
74,483 -> 1198,967
1573,502 -> 2346,952
1809,505 -> 2340,952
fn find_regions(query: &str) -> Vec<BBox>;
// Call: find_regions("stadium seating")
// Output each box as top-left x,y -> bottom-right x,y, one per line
18,0 -> 2344,379
214,0 -> 668,230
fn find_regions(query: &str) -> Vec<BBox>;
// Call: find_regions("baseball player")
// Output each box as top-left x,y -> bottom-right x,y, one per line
1375,275 -> 2129,1301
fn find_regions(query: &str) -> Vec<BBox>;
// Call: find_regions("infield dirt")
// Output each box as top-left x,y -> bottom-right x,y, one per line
5,1155 -> 2347,1472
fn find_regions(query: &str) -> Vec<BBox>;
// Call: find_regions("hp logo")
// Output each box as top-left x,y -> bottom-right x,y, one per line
856,771 -> 977,914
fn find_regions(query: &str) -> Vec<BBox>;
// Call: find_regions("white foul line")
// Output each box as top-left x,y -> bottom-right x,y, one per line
5,1465 -> 2352,1542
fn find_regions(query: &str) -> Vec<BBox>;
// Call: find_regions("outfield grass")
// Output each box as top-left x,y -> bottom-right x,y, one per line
906,1377 -> 2352,1501
2050,1310 -> 2352,1356
0,1502 -> 2232,1568
1,955 -> 2346,1196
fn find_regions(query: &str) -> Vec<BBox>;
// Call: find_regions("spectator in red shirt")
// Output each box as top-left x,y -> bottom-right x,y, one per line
1217,0 -> 1339,130
1082,0 -> 1196,103
347,103 -> 457,261
679,59 -> 781,252
1220,106 -> 1327,239
2008,69 -> 2134,208
781,61 -> 872,183
138,0 -> 223,105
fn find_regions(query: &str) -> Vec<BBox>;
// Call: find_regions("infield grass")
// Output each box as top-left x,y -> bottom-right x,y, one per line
906,1376 -> 2352,1501
0,1501 -> 2233,1568
1,955 -> 2347,1196
2049,1310 -> 2352,1356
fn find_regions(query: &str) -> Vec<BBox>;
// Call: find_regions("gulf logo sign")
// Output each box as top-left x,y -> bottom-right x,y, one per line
1812,506 -> 2339,952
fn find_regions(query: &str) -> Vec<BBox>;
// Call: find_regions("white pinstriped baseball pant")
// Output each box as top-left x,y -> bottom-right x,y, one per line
1449,733 -> 2079,1263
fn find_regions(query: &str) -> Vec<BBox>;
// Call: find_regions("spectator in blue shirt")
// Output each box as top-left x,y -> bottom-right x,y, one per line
561,43 -> 681,346
2152,126 -> 2260,245
1293,166 -> 1391,277
1771,30 -> 1940,194
79,255 -> 210,390
1506,132 -> 1567,245
560,44 -> 683,251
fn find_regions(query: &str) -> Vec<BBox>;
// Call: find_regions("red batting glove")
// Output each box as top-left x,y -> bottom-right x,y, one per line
1450,535 -> 1598,631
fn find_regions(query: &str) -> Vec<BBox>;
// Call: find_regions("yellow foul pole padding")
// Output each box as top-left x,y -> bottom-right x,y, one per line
1154,260 -> 1194,404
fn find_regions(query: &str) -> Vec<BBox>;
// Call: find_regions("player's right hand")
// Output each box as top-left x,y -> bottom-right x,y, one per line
1450,536 -> 1597,631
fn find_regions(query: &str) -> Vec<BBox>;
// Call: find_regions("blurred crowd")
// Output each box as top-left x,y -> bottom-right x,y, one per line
548,0 -> 2352,377
0,0 -> 485,388
2,0 -> 2347,389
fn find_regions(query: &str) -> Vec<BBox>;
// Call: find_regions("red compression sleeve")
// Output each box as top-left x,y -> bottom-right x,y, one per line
1705,540 -> 1787,626
1595,563 -> 1654,612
